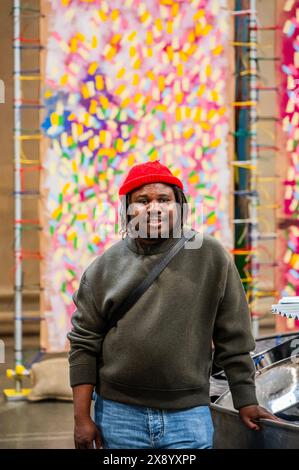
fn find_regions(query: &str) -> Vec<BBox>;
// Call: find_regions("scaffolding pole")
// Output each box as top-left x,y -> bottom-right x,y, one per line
13,0 -> 23,385
4,0 -> 31,400
249,0 -> 259,338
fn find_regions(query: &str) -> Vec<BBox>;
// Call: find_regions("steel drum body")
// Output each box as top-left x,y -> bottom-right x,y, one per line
210,332 -> 299,449
211,404 -> 299,449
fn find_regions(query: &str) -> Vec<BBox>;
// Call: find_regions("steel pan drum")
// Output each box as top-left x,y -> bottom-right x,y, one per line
253,335 -> 299,371
254,332 -> 299,355
215,356 -> 299,419
211,333 -> 299,448
211,332 -> 299,379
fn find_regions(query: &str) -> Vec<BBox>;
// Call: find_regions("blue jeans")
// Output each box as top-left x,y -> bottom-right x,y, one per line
94,394 -> 214,449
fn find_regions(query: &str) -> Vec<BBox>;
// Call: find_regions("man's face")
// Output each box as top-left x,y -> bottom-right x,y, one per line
128,183 -> 179,238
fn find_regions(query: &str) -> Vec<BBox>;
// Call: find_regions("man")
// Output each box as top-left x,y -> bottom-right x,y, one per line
68,160 -> 279,449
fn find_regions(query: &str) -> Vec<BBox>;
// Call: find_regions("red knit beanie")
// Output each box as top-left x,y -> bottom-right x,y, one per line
119,160 -> 184,196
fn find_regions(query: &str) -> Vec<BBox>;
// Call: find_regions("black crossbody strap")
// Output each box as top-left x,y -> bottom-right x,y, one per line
107,230 -> 195,330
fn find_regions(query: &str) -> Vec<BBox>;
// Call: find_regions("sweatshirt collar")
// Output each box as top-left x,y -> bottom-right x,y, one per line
125,232 -> 182,255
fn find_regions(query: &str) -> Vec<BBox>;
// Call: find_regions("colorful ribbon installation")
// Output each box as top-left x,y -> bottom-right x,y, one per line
279,0 -> 299,326
42,0 -> 232,350
230,0 -> 283,335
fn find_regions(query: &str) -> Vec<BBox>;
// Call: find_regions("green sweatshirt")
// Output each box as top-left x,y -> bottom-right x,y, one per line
67,229 -> 258,410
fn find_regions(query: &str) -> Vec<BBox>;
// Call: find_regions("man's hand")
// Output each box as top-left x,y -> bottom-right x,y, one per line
74,416 -> 103,449
239,405 -> 281,431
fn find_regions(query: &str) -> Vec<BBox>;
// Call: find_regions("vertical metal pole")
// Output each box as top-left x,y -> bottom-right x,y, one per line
249,0 -> 259,338
14,0 -> 23,391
